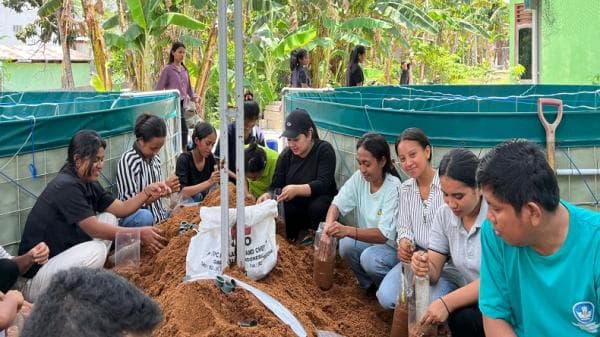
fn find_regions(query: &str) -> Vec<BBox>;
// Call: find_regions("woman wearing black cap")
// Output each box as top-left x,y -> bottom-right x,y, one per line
257,109 -> 337,243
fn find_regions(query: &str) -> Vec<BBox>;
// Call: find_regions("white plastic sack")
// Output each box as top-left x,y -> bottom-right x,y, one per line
186,200 -> 278,280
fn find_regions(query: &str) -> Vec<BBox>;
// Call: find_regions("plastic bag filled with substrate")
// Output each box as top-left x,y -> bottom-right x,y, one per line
313,223 -> 336,290
186,200 -> 278,280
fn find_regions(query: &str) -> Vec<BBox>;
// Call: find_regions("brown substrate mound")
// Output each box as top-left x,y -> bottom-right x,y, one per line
115,185 -> 392,336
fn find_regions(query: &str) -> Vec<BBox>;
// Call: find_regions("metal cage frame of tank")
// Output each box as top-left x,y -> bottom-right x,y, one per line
0,91 -> 181,255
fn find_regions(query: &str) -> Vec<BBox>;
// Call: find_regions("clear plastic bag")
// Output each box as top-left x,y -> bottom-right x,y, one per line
271,188 -> 286,237
313,222 -> 337,290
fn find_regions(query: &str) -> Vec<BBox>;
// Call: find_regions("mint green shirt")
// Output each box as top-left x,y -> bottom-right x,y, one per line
332,171 -> 400,245
247,145 -> 278,198
480,201 -> 600,336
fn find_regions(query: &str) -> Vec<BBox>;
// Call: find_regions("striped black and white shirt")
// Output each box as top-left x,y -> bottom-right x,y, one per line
396,171 -> 444,249
117,144 -> 168,223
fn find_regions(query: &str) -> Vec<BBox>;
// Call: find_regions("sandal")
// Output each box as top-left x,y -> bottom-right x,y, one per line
298,230 -> 315,246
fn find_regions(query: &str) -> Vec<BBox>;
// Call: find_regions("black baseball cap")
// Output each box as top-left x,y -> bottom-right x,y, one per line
281,109 -> 313,139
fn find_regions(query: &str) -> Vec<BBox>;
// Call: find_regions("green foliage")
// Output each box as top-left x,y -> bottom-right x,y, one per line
101,0 -> 508,124
509,64 -> 526,82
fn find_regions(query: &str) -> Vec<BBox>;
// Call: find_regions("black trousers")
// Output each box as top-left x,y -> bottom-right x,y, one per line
283,194 -> 333,240
181,117 -> 188,151
0,258 -> 19,292
180,99 -> 189,151
448,305 -> 485,337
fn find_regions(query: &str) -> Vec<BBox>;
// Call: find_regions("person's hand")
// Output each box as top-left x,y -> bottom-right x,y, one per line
5,290 -> 24,311
28,242 -> 49,265
325,221 -> 350,238
411,250 -> 429,277
207,170 -> 221,186
145,182 -> 172,199
19,301 -> 33,319
277,185 -> 299,202
139,227 -> 167,254
397,238 -> 415,263
420,298 -> 450,325
165,176 -> 180,193
256,192 -> 271,204
192,96 -> 199,103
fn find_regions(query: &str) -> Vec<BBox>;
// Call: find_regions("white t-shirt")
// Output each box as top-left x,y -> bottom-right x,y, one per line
429,199 -> 488,284
333,171 -> 401,245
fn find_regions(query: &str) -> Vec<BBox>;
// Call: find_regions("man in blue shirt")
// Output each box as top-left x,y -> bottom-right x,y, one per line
477,140 -> 600,337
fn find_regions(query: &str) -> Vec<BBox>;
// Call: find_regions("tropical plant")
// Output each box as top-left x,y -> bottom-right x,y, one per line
103,0 -> 206,90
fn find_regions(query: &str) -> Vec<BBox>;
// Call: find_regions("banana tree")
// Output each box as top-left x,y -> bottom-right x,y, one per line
245,22 -> 317,106
103,0 -> 206,90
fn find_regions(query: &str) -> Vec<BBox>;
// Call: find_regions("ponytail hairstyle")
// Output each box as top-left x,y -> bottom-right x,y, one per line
245,143 -> 267,174
168,41 -> 186,64
289,48 -> 308,71
66,130 -> 107,178
357,132 -> 400,179
348,45 -> 366,68
395,127 -> 432,162
438,148 -> 479,188
191,122 -> 216,149
134,113 -> 167,142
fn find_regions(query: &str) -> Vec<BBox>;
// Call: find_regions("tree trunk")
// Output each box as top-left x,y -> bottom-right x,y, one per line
81,0 -> 112,91
56,5 -> 74,88
117,0 -> 138,89
195,19 -> 218,120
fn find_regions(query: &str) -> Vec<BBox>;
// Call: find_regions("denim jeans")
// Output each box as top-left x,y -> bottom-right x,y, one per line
339,238 -> 398,290
120,209 -> 154,227
377,261 -> 461,310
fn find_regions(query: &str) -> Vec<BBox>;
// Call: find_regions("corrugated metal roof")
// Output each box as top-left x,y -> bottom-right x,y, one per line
0,43 -> 91,62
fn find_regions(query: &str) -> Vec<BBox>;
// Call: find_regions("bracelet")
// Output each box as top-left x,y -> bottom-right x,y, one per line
439,297 -> 451,315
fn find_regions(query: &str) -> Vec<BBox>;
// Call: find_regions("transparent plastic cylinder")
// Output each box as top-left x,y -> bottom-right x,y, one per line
390,262 -> 412,337
313,222 -> 336,290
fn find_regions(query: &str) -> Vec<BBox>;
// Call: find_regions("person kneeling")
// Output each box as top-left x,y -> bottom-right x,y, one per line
18,130 -> 169,302
321,133 -> 401,293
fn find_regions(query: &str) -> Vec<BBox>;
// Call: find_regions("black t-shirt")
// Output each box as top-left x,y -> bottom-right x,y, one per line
215,123 -> 265,172
270,139 -> 338,197
291,67 -> 311,87
347,63 -> 364,86
176,151 -> 216,196
18,165 -> 115,278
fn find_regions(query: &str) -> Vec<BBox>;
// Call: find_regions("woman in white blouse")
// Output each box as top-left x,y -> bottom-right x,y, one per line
377,128 -> 461,309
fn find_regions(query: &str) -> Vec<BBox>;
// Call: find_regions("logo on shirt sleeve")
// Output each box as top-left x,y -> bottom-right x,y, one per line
572,302 -> 599,333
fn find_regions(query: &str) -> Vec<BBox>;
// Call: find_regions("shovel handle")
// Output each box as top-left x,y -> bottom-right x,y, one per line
537,98 -> 563,131
537,98 -> 563,170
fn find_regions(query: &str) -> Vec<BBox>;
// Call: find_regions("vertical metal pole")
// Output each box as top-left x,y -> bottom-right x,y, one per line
234,0 -> 245,269
217,0 -> 230,273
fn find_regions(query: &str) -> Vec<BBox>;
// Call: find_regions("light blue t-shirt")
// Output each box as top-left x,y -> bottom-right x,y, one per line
480,201 -> 600,337
332,171 -> 400,245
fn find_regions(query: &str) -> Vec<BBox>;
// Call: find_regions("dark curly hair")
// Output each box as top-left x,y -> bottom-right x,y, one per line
21,267 -> 163,337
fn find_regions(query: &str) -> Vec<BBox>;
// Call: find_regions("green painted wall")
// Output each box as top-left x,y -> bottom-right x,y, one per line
2,62 -> 91,91
539,0 -> 600,84
510,0 -> 600,84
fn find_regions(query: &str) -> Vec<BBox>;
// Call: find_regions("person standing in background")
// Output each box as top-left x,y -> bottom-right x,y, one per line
400,61 -> 412,85
155,41 -> 198,151
290,49 -> 311,88
347,45 -> 366,87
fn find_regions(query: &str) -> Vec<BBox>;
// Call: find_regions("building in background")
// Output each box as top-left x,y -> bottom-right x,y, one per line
0,2 -> 92,91
509,0 -> 600,84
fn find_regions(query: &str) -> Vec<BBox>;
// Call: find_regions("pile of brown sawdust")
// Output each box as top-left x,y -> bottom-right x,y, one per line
116,184 -> 392,337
